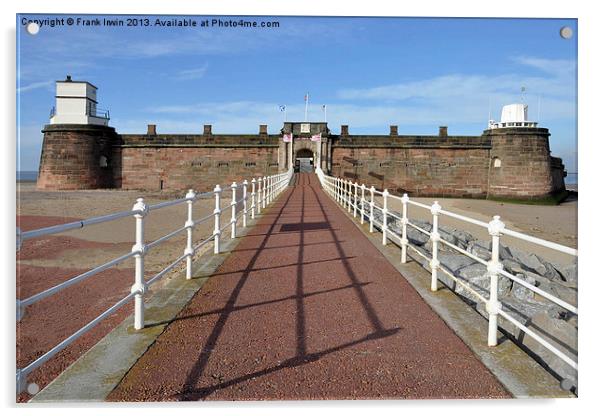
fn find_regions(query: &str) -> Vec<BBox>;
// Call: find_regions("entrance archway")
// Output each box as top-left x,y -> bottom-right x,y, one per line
295,148 -> 314,173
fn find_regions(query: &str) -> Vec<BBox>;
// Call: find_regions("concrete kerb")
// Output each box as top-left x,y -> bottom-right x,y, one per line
29,194 -> 284,403
326,189 -> 572,399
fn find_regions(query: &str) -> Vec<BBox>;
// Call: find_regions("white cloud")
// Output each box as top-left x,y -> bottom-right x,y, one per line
17,80 -> 53,93
174,64 -> 209,80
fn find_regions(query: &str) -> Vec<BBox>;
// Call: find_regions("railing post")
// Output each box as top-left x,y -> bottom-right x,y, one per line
242,180 -> 248,228
257,177 -> 262,214
335,178 -> 339,202
251,178 -> 256,220
184,189 -> 196,280
400,193 -> 409,264
131,198 -> 148,330
353,182 -> 358,218
262,176 -> 267,209
213,185 -> 222,254
487,215 -> 505,347
382,189 -> 389,245
231,182 -> 238,239
347,180 -> 352,213
360,184 -> 366,224
429,201 -> 442,291
369,186 -> 375,233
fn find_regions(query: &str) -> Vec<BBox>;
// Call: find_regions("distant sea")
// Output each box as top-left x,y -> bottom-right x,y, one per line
565,173 -> 578,185
17,171 -> 38,182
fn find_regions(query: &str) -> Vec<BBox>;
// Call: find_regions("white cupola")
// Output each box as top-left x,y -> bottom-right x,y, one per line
49,75 -> 110,126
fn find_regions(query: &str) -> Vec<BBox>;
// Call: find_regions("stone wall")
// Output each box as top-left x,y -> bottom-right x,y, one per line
331,135 -> 491,197
117,133 -> 281,192
37,123 -> 566,199
485,128 -> 557,198
38,124 -> 118,190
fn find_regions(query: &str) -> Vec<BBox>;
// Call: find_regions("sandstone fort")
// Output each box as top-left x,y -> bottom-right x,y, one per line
37,76 -> 567,199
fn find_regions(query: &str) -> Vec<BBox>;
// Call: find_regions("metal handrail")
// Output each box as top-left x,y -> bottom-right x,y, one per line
315,168 -> 578,372
16,168 -> 294,394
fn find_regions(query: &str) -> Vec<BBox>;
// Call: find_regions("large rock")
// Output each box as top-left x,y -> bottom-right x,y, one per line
558,262 -> 577,286
510,273 -> 540,302
522,311 -> 578,384
454,263 -> 513,302
407,225 -> 429,246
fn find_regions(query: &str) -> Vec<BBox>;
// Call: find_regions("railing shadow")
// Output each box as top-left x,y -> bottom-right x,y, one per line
177,173 -> 396,400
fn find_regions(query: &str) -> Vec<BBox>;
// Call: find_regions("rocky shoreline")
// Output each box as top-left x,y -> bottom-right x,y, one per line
366,203 -> 577,387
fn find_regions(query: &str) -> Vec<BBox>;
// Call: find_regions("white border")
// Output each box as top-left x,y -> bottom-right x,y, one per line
2,1 -> 598,415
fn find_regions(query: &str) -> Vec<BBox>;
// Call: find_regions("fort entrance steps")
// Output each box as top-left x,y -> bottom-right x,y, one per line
108,173 -> 509,401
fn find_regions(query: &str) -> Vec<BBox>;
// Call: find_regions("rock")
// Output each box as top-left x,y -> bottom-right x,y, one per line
466,240 -> 492,261
502,258 -> 525,275
454,263 -> 512,302
451,229 -> 476,247
507,246 -> 543,272
535,281 -> 577,306
439,254 -> 477,273
522,311 -> 577,382
407,225 -> 429,246
511,273 -> 538,301
558,262 -> 577,286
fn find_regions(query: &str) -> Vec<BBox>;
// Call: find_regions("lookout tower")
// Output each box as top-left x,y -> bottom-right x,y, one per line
488,103 -> 537,129
49,75 -> 110,126
39,76 -> 117,190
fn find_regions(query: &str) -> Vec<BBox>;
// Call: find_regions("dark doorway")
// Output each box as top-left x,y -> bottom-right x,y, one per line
295,148 -> 314,173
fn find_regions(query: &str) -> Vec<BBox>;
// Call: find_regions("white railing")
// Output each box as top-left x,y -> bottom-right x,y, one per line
315,168 -> 577,372
15,169 -> 293,394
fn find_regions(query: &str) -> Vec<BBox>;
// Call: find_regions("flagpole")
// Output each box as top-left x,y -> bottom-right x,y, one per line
323,105 -> 327,122
304,93 -> 309,122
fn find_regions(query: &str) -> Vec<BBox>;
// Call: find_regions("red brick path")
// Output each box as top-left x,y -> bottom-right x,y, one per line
108,173 -> 510,401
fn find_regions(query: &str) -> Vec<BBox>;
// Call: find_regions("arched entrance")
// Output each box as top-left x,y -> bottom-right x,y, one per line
295,148 -> 314,173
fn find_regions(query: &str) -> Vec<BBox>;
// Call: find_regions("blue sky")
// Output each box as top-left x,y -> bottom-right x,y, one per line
17,15 -> 577,172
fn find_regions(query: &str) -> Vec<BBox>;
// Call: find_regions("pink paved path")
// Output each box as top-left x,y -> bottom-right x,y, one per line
108,173 -> 509,401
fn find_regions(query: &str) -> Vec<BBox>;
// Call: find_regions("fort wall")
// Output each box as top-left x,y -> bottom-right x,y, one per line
37,122 -> 567,200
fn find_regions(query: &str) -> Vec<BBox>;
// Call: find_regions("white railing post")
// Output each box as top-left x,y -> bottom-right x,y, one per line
382,189 -> 389,245
430,201 -> 442,291
400,193 -> 409,264
242,180 -> 248,228
487,215 -> 505,347
131,198 -> 148,330
333,178 -> 337,201
257,177 -> 262,214
369,186 -> 375,233
270,175 -> 274,202
353,182 -> 358,218
335,178 -> 339,202
184,189 -> 196,280
360,184 -> 366,224
261,176 -> 268,208
347,180 -> 352,213
251,178 -> 256,219
213,185 -> 222,254
231,182 -> 238,239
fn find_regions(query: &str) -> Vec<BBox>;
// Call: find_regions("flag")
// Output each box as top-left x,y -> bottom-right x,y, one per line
304,94 -> 309,102
279,105 -> 286,112
282,133 -> 293,142
311,133 -> 321,142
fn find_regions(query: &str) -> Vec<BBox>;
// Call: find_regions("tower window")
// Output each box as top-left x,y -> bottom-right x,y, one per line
493,157 -> 502,168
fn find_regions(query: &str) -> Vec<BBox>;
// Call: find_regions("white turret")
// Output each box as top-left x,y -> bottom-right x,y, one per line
488,103 -> 538,129
49,75 -> 110,126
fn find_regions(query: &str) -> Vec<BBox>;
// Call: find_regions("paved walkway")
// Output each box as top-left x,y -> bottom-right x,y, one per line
108,173 -> 509,401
